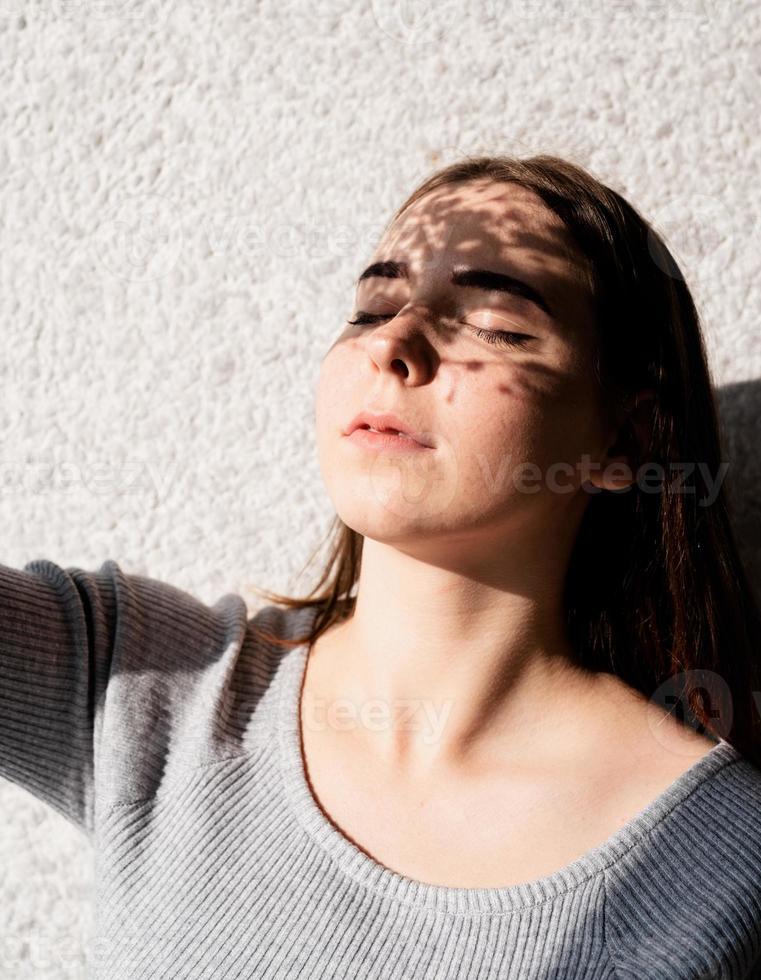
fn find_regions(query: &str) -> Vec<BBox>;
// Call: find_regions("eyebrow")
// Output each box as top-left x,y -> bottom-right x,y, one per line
354,259 -> 555,317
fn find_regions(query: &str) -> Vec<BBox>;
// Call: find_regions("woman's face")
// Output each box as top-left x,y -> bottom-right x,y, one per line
314,178 -> 618,554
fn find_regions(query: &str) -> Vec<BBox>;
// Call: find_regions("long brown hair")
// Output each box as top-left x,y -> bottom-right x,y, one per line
247,153 -> 761,767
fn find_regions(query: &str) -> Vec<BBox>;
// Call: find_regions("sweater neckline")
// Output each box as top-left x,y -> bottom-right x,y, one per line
276,624 -> 742,915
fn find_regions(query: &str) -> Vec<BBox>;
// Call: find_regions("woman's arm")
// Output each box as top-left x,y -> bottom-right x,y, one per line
0,558 -> 121,837
1,557 -> 256,841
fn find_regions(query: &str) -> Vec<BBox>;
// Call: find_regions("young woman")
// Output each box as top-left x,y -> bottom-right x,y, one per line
2,154 -> 760,979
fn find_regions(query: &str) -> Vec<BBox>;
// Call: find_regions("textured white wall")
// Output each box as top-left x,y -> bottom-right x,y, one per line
1,0 -> 760,975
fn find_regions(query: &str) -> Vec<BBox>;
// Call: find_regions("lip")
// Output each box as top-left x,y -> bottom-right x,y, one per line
344,410 -> 435,449
347,428 -> 432,453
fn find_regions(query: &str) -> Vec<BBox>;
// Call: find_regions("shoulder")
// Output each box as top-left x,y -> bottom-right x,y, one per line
603,745 -> 761,978
93,567 -> 318,809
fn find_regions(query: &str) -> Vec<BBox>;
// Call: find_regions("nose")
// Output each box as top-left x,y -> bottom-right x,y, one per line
363,304 -> 437,383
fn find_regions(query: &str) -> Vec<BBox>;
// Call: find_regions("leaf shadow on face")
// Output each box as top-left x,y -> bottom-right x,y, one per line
323,181 -> 595,399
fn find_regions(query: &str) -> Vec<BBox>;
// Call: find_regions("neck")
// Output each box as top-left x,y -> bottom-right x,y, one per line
306,532 -> 622,780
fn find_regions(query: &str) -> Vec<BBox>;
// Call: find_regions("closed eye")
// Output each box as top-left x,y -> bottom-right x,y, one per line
346,312 -> 393,327
346,311 -> 534,350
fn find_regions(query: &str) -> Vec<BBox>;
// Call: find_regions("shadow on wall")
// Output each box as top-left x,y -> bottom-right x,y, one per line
717,380 -> 761,609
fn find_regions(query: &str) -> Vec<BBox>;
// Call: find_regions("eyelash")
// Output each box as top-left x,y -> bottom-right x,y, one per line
346,312 -> 532,350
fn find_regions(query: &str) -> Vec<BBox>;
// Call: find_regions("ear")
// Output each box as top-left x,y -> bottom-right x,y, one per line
586,388 -> 657,492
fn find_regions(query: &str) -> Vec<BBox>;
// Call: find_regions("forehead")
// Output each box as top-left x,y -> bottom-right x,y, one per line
373,179 -> 591,295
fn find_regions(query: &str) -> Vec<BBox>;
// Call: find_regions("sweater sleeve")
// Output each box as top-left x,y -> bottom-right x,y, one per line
0,557 -> 253,841
0,558 -> 124,838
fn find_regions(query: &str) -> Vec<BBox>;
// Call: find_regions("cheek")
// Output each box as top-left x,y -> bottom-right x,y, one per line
523,385 -> 609,490
314,353 -> 344,431
458,372 -> 606,499
314,347 -> 360,473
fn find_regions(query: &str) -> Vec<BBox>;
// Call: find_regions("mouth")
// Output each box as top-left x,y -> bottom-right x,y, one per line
346,426 -> 432,453
358,424 -> 416,439
344,411 -> 435,449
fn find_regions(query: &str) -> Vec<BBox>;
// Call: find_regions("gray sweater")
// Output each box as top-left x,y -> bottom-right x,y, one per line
1,557 -> 761,979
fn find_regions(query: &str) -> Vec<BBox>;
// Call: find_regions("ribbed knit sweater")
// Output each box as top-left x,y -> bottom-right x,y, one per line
2,557 -> 761,979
